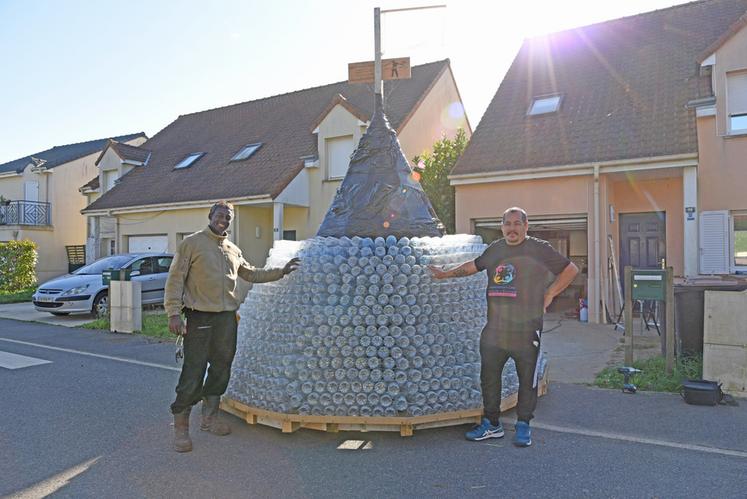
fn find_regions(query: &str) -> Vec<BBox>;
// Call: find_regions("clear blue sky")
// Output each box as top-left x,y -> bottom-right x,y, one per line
0,0 -> 686,164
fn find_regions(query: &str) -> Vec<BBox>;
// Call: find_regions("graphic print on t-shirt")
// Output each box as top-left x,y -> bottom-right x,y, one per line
488,263 -> 517,297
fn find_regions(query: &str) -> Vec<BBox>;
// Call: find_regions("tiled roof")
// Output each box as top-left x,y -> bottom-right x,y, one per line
108,141 -> 152,165
0,133 -> 146,175
80,176 -> 99,192
453,0 -> 747,176
85,60 -> 451,212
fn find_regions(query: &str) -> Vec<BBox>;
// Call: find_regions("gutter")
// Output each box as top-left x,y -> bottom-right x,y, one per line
449,153 -> 698,185
82,194 -> 273,216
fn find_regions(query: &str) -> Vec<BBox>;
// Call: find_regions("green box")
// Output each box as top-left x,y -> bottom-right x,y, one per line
631,269 -> 666,301
102,267 -> 131,285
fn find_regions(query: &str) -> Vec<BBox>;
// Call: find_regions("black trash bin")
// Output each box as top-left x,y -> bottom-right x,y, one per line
674,283 -> 747,356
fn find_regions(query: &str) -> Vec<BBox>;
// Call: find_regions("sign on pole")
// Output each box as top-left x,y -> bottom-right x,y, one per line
348,57 -> 411,84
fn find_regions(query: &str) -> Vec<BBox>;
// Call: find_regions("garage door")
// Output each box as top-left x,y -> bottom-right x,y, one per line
128,235 -> 168,253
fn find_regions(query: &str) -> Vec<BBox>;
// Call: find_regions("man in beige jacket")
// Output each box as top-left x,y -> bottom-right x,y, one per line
165,200 -> 299,452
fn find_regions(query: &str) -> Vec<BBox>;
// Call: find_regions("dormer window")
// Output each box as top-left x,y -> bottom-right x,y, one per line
231,143 -> 262,162
528,95 -> 561,116
174,152 -> 205,169
727,71 -> 747,133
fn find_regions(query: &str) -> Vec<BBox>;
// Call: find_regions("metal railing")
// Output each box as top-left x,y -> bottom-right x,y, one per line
0,200 -> 51,226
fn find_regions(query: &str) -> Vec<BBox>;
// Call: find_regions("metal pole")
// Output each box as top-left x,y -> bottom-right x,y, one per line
624,266 -> 634,365
665,267 -> 675,374
374,7 -> 383,98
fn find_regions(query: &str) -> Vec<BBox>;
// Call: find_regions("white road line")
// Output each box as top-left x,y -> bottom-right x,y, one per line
530,421 -> 747,459
0,337 -> 180,372
2,336 -> 745,460
0,350 -> 52,369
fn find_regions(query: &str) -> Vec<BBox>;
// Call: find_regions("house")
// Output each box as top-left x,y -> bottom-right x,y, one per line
81,59 -> 470,267
449,0 -> 747,323
0,133 -> 146,282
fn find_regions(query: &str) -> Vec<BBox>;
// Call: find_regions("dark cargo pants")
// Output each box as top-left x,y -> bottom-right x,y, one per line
170,309 -> 238,414
479,328 -> 542,424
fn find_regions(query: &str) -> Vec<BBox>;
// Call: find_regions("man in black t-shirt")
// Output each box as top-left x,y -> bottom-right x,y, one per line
429,207 -> 578,447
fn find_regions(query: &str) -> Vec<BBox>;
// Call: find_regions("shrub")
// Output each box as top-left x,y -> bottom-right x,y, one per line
0,240 -> 38,291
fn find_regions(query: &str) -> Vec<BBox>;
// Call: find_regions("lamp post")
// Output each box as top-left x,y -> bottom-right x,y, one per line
373,5 -> 446,107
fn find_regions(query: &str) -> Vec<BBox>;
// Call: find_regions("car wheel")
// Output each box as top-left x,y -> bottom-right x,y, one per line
93,291 -> 109,318
51,312 -> 71,316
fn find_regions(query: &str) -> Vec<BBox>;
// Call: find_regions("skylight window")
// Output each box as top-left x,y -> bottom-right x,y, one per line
528,95 -> 561,116
174,152 -> 205,169
231,143 -> 262,162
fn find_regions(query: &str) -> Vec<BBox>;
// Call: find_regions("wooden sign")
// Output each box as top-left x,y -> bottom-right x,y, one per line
348,57 -> 411,84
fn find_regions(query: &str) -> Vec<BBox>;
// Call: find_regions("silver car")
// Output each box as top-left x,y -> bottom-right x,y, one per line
32,253 -> 173,316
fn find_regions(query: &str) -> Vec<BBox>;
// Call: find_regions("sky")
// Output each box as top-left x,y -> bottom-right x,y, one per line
0,0 -> 691,164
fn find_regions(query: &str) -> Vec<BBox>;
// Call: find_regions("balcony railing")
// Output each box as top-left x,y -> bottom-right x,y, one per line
0,200 -> 51,226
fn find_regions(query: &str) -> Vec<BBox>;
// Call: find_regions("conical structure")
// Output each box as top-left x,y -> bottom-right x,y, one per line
317,96 -> 444,238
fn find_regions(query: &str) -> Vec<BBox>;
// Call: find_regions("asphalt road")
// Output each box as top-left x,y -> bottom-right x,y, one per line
1,318 -> 746,499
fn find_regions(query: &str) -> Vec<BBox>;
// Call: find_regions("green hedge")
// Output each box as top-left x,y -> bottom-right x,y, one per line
0,240 -> 38,291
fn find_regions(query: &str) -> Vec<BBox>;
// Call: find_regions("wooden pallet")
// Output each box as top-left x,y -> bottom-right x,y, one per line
221,369 -> 549,437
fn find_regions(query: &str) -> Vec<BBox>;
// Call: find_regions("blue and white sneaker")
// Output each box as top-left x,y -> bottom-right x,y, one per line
513,421 -> 532,447
465,418 -> 504,441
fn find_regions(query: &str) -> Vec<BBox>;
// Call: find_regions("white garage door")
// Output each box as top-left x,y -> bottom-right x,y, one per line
128,235 -> 168,253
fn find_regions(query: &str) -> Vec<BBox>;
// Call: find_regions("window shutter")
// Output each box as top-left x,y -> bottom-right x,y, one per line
699,210 -> 730,274
727,72 -> 747,115
326,135 -> 355,179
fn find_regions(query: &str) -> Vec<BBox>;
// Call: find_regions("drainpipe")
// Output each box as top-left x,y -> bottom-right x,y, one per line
593,165 -> 601,323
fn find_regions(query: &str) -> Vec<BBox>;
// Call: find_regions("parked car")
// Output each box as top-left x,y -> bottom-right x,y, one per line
32,253 -> 173,317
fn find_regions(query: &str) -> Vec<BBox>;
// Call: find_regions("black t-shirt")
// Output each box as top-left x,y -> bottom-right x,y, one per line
474,236 -> 570,333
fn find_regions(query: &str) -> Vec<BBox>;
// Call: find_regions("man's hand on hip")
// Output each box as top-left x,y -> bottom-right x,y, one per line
169,315 -> 185,336
543,292 -> 554,312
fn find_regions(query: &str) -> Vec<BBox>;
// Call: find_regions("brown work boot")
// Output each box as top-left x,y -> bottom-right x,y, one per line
200,396 -> 231,436
173,407 -> 193,453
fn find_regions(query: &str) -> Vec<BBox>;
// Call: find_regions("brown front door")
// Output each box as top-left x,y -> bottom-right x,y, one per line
619,212 -> 666,277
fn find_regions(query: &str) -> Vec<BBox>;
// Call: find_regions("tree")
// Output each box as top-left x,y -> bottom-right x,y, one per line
413,128 -> 468,234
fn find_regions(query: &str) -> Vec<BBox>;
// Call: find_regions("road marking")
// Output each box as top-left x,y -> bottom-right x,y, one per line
0,338 -> 179,372
0,350 -> 52,369
1,337 -> 744,460
530,421 -> 747,459
5,456 -> 100,498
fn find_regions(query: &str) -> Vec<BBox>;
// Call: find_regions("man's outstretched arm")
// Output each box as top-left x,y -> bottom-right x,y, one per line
428,260 -> 479,279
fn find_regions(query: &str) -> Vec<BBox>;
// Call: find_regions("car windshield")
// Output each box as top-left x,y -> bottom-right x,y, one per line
73,255 -> 133,275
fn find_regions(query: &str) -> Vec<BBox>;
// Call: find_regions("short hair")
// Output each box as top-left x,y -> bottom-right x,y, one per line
209,200 -> 234,218
502,207 -> 528,224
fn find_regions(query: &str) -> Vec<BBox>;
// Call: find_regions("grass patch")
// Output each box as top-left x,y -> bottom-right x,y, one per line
81,312 -> 172,339
0,286 -> 36,304
594,354 -> 703,393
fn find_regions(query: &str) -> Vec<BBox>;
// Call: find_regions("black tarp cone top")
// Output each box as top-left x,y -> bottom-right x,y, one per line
316,95 -> 444,238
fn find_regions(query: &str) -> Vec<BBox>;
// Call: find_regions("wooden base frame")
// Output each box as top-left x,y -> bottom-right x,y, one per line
221,369 -> 549,437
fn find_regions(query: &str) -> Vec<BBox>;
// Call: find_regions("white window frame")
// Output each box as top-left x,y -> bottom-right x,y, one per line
174,152 -> 205,169
231,143 -> 262,162
731,211 -> 747,274
726,70 -> 747,134
326,135 -> 355,180
528,95 -> 562,116
103,170 -> 118,192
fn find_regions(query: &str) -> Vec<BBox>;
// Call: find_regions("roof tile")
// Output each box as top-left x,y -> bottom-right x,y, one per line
86,60 -> 450,211
453,0 -> 747,176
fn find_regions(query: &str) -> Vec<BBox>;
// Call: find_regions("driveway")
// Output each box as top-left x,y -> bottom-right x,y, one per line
0,302 -> 96,328
541,313 -> 661,384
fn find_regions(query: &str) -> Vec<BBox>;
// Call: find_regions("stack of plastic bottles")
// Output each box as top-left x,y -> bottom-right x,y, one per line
226,233 -> 547,418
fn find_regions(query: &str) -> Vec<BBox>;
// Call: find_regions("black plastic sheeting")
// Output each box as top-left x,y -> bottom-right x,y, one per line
317,95 -> 444,239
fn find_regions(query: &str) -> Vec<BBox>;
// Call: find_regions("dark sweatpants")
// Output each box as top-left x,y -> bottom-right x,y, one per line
170,309 -> 238,414
479,327 -> 542,424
